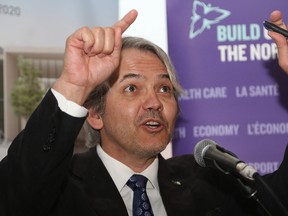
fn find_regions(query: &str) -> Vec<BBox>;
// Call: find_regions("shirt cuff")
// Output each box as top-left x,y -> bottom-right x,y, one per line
51,88 -> 88,118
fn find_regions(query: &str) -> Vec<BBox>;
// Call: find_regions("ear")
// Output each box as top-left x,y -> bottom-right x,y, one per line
87,109 -> 103,130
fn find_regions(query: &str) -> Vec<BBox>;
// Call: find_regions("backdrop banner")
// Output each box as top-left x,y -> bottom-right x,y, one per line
167,0 -> 288,174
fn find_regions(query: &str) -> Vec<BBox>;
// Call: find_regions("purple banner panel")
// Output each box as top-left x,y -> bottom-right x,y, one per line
167,0 -> 288,174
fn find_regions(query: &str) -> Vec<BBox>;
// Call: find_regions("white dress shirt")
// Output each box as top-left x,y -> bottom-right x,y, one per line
97,145 -> 167,216
51,88 -> 167,216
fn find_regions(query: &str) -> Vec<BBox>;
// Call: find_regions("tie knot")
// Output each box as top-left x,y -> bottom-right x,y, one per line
127,174 -> 148,191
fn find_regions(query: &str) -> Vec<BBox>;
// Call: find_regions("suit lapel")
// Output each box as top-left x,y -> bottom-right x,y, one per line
71,148 -> 129,216
157,154 -> 226,216
157,154 -> 196,215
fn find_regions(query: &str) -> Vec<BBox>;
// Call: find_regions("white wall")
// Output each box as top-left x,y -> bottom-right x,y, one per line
119,0 -> 168,51
0,0 -> 118,48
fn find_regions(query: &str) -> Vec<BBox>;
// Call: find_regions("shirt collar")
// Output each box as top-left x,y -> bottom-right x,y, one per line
97,145 -> 159,192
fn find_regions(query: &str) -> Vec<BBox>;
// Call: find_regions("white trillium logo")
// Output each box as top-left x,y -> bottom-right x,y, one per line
189,1 -> 231,39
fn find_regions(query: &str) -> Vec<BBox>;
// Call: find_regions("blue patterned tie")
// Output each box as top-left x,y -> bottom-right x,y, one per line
127,174 -> 154,216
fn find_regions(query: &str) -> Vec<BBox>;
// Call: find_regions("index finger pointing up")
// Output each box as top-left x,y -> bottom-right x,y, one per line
113,9 -> 138,34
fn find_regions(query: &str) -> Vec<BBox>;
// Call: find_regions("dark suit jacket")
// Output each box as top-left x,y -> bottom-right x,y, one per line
1,90 -> 288,216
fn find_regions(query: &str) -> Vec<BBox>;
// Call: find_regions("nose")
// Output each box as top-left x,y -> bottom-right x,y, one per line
142,90 -> 163,111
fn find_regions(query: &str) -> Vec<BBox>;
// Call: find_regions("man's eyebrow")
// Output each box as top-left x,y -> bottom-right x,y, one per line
119,73 -> 142,82
159,73 -> 171,80
119,72 -> 170,82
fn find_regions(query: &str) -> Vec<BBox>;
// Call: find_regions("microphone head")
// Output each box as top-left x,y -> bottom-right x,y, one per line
194,139 -> 217,167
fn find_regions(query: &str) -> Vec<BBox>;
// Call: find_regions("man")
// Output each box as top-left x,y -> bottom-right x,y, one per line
0,9 -> 288,216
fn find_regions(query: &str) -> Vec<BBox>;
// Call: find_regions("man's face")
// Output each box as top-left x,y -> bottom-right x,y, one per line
100,48 -> 178,160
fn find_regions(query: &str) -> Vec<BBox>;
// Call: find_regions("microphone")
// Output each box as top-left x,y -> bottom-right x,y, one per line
194,139 -> 257,180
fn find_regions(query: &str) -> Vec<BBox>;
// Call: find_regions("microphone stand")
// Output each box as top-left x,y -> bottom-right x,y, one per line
252,172 -> 288,216
218,147 -> 288,215
194,139 -> 288,215
235,178 -> 272,216
235,172 -> 288,216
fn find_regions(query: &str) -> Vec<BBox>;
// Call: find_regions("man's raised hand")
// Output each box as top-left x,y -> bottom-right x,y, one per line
53,9 -> 138,104
268,10 -> 288,74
